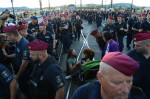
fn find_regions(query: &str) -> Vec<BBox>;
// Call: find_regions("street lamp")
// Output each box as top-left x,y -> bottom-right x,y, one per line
102,0 -> 103,8
80,0 -> 82,10
39,0 -> 43,11
48,0 -> 50,10
11,0 -> 15,15
131,0 -> 133,11
111,0 -> 113,8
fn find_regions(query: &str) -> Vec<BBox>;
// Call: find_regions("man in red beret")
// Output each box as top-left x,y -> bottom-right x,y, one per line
26,40 -> 64,99
72,52 -> 147,99
139,13 -> 150,32
36,23 -> 56,55
126,12 -> 137,50
17,25 -> 36,42
2,26 -> 32,95
127,33 -> 150,98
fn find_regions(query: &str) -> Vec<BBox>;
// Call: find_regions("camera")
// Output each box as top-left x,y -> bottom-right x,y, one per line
1,9 -> 15,19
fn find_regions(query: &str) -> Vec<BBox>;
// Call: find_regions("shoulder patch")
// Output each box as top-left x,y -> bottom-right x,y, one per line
56,75 -> 62,83
23,50 -> 28,56
1,71 -> 9,78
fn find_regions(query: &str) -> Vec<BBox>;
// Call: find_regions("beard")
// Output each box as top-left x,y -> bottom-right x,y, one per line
114,93 -> 129,99
33,57 -> 41,64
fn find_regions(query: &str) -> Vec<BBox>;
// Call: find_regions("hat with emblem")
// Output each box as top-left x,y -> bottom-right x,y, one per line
17,25 -> 26,31
27,40 -> 49,51
133,33 -> 150,41
3,26 -> 17,33
101,52 -> 140,76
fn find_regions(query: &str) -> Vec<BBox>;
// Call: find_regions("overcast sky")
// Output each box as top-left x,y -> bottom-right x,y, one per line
0,0 -> 150,8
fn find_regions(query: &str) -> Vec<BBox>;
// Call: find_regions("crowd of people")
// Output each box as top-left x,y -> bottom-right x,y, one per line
0,8 -> 150,99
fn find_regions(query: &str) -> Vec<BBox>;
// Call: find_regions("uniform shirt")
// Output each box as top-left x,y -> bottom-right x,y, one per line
128,18 -> 137,31
127,49 -> 150,91
48,21 -> 57,30
96,37 -> 106,50
15,37 -> 29,68
27,55 -> 65,99
71,80 -> 147,99
60,22 -> 69,34
26,34 -> 37,42
74,19 -> 83,30
103,24 -> 116,39
140,20 -> 150,32
46,25 -> 55,34
28,22 -> 39,34
133,21 -> 142,34
115,22 -> 127,37
0,64 -> 13,97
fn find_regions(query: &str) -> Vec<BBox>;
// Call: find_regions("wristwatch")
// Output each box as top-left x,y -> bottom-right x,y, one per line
0,16 -> 3,20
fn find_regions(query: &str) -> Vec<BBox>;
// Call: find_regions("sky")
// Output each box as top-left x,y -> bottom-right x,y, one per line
0,0 -> 150,8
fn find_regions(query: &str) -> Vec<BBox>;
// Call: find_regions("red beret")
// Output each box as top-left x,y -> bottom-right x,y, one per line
102,52 -> 140,76
43,16 -> 47,19
132,12 -> 136,14
143,10 -> 146,12
27,40 -> 49,51
138,15 -> 142,17
48,15 -> 52,17
133,33 -> 150,42
117,14 -> 123,18
17,25 -> 26,31
91,30 -> 98,36
43,18 -> 48,22
108,16 -> 113,20
39,23 -> 46,26
3,26 -> 17,33
22,20 -> 28,24
148,12 -> 150,15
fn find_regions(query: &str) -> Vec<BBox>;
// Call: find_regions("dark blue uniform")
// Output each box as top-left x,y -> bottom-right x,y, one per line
140,20 -> 150,32
28,23 -> 39,34
74,19 -> 83,40
36,31 -> 55,55
127,49 -> 150,98
103,24 -> 116,40
72,80 -> 147,99
26,34 -> 37,42
126,18 -> 137,49
115,22 -> 127,51
27,55 -> 65,99
48,21 -> 57,31
96,13 -> 102,28
133,21 -> 142,34
60,21 -> 71,52
0,64 -> 13,98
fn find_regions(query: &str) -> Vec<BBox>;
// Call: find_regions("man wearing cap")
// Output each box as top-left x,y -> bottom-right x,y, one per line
17,25 -> 36,42
103,16 -> 117,41
3,26 -> 32,95
36,23 -> 56,55
26,40 -> 64,99
72,52 -> 147,99
28,16 -> 39,35
127,33 -> 150,98
139,13 -> 150,32
91,30 -> 106,57
115,14 -> 127,52
126,12 -> 137,50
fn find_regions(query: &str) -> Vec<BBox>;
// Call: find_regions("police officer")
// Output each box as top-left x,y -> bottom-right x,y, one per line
28,16 -> 39,35
60,17 -> 71,53
0,63 -> 16,99
127,33 -> 150,98
126,12 -> 137,50
72,52 -> 147,99
74,15 -> 83,40
132,15 -> 143,34
139,13 -> 150,32
103,16 -> 117,41
17,25 -> 36,42
3,26 -> 31,95
48,15 -> 57,38
36,23 -> 56,55
27,40 -> 65,99
95,11 -> 103,28
115,14 -> 127,52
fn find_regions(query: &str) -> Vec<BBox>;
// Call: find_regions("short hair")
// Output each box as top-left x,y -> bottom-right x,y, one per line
103,31 -> 113,41
141,39 -> 150,45
7,30 -> 19,37
0,34 -> 6,41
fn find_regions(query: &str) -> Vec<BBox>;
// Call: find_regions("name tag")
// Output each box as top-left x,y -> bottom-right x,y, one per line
45,36 -> 50,38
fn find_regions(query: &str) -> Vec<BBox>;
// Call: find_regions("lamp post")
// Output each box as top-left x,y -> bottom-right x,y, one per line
39,0 -> 42,11
102,0 -> 103,8
48,0 -> 50,10
80,0 -> 82,10
131,0 -> 133,11
11,0 -> 15,15
111,0 -> 113,8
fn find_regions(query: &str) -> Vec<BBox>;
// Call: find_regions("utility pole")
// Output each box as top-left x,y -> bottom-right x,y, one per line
48,0 -> 50,10
11,0 -> 15,15
111,0 -> 113,8
102,0 -> 103,8
80,0 -> 82,10
39,0 -> 42,10
75,0 -> 76,10
131,0 -> 133,11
